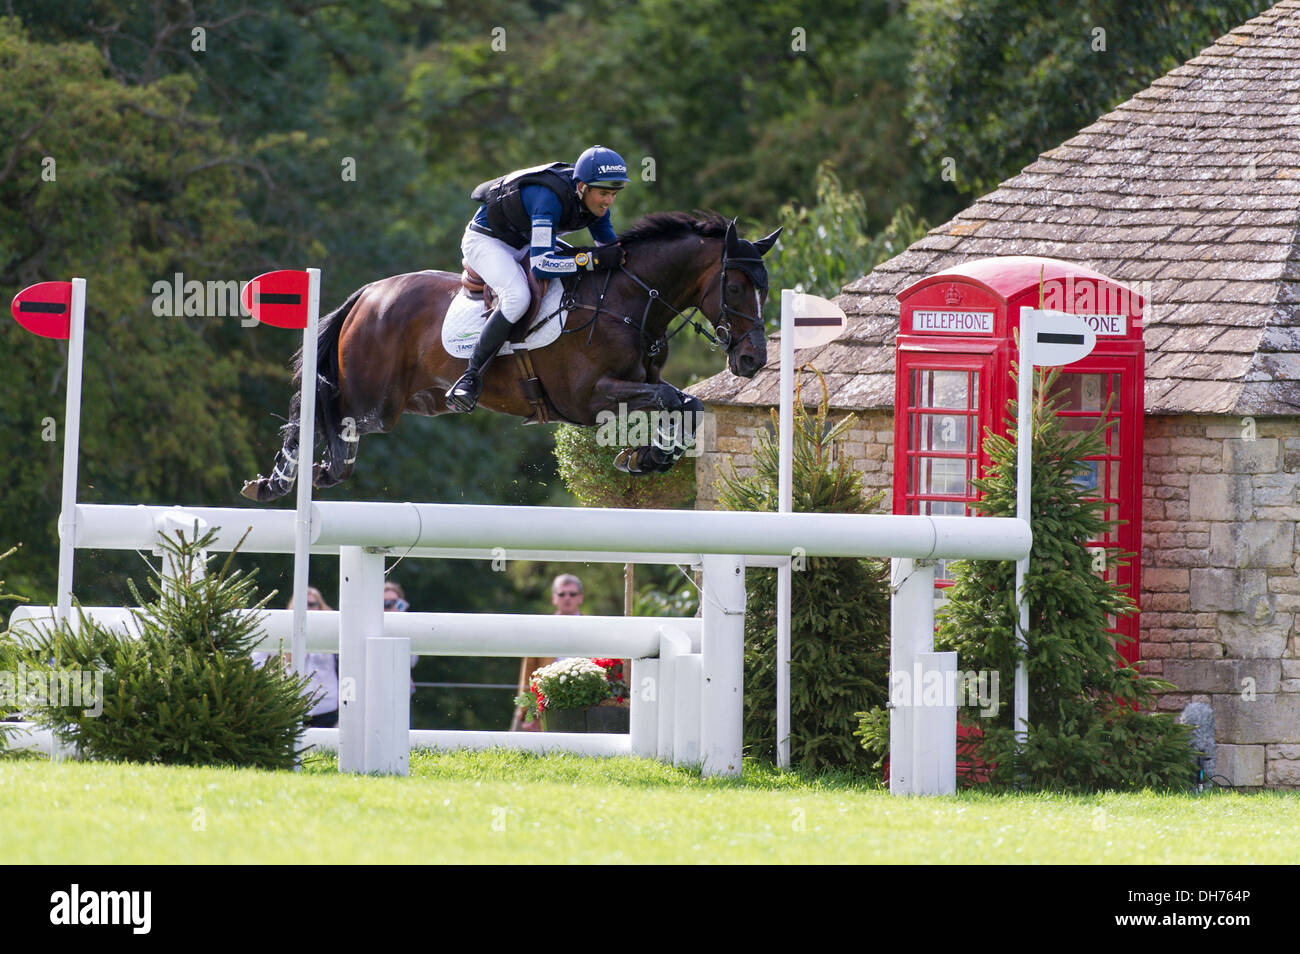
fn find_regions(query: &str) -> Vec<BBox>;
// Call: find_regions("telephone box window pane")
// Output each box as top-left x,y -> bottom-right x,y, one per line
919,457 -> 969,497
918,413 -> 969,452
922,499 -> 966,516
917,370 -> 972,410
1072,459 -> 1101,494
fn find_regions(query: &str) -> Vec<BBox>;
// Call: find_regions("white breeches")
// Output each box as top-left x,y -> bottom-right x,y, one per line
461,227 -> 531,324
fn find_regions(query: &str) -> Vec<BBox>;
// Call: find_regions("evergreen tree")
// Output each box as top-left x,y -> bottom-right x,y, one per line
933,369 -> 1196,790
717,370 -> 890,772
27,528 -> 317,769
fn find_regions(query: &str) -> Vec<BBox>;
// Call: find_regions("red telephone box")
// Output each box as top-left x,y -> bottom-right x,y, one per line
893,256 -> 1145,662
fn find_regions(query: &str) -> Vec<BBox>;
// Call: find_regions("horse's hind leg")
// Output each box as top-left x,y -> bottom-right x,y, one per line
312,416 -> 361,490
241,392 -> 304,501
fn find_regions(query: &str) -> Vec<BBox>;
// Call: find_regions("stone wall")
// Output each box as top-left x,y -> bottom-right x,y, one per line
1143,414 -> 1300,788
694,404 -> 895,512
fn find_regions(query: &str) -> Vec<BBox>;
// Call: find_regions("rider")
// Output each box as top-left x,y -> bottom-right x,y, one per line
446,145 -> 631,413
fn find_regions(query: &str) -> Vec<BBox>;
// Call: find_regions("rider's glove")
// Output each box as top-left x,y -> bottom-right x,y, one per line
573,244 -> 624,272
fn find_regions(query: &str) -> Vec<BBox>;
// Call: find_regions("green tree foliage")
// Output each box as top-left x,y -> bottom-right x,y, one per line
716,371 -> 890,772
553,424 -> 696,511
0,546 -> 29,754
769,162 -> 929,299
883,370 -> 1196,791
27,528 -> 316,769
908,0 -> 1263,197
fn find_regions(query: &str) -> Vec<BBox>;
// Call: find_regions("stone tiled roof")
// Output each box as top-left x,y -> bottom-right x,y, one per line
692,1 -> 1300,416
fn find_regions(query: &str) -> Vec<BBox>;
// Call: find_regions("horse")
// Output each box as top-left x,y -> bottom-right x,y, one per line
240,211 -> 780,502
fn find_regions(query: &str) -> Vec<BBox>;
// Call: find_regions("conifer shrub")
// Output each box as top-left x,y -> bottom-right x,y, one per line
857,369 -> 1198,791
717,370 -> 890,772
0,546 -> 25,755
27,527 -> 317,769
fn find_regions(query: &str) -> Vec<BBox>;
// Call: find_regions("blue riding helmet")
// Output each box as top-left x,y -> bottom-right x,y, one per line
575,145 -> 630,189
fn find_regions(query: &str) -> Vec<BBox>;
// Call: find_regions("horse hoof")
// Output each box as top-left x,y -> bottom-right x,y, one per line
613,448 -> 644,475
240,479 -> 263,501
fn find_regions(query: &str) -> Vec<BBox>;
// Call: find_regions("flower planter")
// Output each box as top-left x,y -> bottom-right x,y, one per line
542,704 -> 630,734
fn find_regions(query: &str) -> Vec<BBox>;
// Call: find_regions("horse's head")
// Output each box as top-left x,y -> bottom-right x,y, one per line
704,220 -> 781,378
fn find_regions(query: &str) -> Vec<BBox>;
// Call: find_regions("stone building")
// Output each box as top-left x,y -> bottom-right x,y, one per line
691,1 -> 1300,788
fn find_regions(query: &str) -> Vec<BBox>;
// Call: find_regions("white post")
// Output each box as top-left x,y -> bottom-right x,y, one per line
889,557 -> 935,795
338,546 -> 384,773
155,510 -> 208,597
673,653 -> 702,767
699,554 -> 745,777
290,268 -> 321,677
912,651 -> 957,796
629,657 -> 658,757
1014,321 -> 1033,745
54,278 -> 87,625
777,289 -> 795,770
364,635 -> 410,775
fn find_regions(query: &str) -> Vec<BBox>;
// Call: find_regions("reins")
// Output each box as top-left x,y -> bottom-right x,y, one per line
546,242 -> 765,360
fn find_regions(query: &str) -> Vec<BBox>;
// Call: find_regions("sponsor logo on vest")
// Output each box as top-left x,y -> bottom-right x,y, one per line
912,310 -> 995,334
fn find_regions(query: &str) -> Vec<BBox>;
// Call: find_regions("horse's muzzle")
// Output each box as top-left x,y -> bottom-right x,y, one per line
731,346 -> 766,378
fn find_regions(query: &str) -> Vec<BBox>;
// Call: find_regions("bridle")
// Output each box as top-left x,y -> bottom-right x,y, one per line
706,241 -> 769,356
559,235 -> 767,360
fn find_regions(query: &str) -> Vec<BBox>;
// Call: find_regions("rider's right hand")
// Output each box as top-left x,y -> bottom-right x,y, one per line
588,244 -> 624,271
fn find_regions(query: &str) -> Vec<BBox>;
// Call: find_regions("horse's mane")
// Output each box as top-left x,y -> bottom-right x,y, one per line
616,210 -> 730,246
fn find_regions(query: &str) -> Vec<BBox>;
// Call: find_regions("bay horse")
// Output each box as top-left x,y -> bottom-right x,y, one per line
241,212 -> 780,502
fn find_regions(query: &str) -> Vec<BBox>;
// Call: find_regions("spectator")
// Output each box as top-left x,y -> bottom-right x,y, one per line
253,586 -> 338,729
511,573 -> 584,731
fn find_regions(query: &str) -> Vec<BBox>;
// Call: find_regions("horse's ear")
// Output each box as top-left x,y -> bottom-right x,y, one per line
725,218 -> 741,254
753,226 -> 783,256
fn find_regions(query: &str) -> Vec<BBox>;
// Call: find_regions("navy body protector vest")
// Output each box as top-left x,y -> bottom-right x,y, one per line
471,162 -> 603,249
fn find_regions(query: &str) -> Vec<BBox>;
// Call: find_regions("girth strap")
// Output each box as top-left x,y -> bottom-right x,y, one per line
511,348 -> 565,425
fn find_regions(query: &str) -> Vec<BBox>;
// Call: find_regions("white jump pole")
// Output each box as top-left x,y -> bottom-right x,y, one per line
55,278 -> 87,625
338,546 -> 384,773
1014,329 -> 1032,747
699,553 -> 746,777
290,268 -> 321,678
777,289 -> 795,769
888,557 -> 935,795
364,635 -> 410,775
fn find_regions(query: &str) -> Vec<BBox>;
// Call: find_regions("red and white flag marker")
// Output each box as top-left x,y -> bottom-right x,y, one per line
244,269 -> 321,678
11,279 -> 86,624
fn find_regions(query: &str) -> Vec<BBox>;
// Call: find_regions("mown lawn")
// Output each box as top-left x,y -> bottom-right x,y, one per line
2,750 -> 1296,864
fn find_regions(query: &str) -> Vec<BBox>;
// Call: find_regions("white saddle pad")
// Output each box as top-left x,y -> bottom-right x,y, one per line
441,279 -> 567,359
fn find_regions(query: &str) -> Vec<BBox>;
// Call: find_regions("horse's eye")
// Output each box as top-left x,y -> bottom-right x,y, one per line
726,283 -> 742,295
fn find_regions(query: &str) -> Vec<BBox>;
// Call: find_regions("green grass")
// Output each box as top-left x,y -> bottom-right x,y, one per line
1,749 -> 1296,864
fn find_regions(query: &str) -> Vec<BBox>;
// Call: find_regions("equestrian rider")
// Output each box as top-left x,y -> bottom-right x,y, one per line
446,145 -> 631,412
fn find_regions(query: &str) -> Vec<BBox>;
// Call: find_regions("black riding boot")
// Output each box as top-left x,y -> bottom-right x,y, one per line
447,307 -> 515,413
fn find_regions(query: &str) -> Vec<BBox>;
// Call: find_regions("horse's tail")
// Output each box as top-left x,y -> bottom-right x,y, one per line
241,284 -> 368,502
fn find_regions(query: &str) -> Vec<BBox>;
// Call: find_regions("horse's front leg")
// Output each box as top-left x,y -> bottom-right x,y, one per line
594,376 -> 706,475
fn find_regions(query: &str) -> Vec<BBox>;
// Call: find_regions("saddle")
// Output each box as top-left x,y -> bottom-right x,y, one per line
459,260 -> 569,425
460,261 -> 546,343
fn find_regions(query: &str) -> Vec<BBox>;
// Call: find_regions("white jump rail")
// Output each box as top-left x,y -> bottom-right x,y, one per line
12,500 -> 1029,788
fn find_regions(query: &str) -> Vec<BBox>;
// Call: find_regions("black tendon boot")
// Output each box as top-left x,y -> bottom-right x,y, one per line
447,307 -> 515,412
